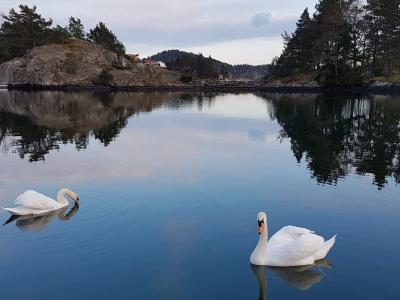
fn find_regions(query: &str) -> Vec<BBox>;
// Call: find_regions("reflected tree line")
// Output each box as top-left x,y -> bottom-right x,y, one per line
1,90 -> 400,188
262,93 -> 400,189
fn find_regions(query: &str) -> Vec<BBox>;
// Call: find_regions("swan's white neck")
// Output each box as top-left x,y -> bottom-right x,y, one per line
57,189 -> 72,206
250,220 -> 269,265
256,224 -> 268,252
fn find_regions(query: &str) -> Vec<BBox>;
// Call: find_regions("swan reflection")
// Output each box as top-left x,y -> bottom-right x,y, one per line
251,259 -> 333,299
3,203 -> 79,231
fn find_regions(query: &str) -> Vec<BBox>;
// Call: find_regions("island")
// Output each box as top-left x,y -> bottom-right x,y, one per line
1,2 -> 399,92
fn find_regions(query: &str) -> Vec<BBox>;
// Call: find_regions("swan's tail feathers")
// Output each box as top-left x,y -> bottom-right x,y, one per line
2,207 -> 26,216
314,234 -> 337,261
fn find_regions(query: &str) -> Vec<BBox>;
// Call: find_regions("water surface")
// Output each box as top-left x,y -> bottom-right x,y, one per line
0,91 -> 399,299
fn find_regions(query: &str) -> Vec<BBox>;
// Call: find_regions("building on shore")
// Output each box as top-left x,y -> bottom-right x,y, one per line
143,59 -> 160,66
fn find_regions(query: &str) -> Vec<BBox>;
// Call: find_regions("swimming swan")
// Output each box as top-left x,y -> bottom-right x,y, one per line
250,212 -> 336,266
3,203 -> 79,230
2,189 -> 79,216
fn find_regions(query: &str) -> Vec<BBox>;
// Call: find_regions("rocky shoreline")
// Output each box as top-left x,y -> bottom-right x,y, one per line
1,39 -> 400,94
4,82 -> 400,94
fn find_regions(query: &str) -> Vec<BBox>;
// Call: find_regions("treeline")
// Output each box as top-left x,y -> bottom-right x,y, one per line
0,5 -> 126,64
270,0 -> 400,84
150,50 -> 269,80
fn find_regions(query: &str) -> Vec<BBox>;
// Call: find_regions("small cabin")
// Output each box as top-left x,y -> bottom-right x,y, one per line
143,60 -> 160,66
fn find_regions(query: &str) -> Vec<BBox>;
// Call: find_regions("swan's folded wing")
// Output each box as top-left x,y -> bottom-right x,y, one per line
283,234 -> 325,262
268,225 -> 315,248
281,225 -> 315,238
15,190 -> 59,210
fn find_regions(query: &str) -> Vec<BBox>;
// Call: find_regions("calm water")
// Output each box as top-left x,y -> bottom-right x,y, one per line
0,91 -> 399,299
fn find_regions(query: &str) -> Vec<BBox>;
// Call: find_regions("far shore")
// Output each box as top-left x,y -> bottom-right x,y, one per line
3,83 -> 400,94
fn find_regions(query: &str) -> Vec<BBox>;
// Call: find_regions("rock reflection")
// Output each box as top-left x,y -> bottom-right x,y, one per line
3,203 -> 79,231
0,91 -> 214,162
262,93 -> 400,189
251,259 -> 333,299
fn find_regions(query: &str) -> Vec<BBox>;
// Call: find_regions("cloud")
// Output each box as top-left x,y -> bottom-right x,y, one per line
118,17 -> 295,49
251,12 -> 272,27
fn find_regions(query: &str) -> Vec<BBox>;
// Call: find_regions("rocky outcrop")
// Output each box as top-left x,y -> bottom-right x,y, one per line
0,39 -> 181,87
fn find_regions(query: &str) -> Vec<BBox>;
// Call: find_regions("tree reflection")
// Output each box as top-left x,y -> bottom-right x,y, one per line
262,93 -> 400,189
0,91 -> 209,162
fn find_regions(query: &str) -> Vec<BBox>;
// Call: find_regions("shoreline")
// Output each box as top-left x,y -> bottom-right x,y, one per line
4,83 -> 400,94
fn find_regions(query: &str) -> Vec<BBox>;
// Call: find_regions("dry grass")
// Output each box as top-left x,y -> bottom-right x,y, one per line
370,75 -> 400,83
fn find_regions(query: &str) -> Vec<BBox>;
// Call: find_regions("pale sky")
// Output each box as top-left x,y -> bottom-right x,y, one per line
0,0 -> 317,65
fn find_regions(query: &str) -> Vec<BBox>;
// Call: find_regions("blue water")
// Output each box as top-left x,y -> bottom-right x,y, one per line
0,91 -> 399,299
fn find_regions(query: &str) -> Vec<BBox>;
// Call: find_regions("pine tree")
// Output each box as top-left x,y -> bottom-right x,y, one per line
313,0 -> 353,83
0,5 -> 54,62
290,8 -> 315,72
364,0 -> 400,76
68,17 -> 85,39
87,22 -> 125,56
52,25 -> 71,44
270,9 -> 315,77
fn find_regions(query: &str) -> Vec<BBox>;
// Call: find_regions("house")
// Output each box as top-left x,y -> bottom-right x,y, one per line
143,59 -> 160,66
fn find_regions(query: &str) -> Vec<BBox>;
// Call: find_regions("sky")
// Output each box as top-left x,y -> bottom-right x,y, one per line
0,0 -> 317,65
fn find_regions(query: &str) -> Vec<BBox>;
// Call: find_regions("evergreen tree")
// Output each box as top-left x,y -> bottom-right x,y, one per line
68,17 -> 85,39
270,9 -> 315,77
270,0 -> 373,84
364,0 -> 400,76
312,0 -> 352,83
290,8 -> 315,72
51,25 -> 71,44
0,5 -> 54,62
87,22 -> 125,55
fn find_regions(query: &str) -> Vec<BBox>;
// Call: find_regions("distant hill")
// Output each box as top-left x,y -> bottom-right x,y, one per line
148,50 -> 269,79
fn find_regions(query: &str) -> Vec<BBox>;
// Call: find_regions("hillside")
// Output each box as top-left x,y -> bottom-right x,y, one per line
149,50 -> 269,79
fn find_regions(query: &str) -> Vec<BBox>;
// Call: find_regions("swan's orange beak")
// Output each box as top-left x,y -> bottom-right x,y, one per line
258,225 -> 265,235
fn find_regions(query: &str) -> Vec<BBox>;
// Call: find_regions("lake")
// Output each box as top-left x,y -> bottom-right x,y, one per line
0,90 -> 399,299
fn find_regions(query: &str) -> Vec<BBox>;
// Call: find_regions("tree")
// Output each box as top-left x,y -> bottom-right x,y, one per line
288,8 -> 315,72
52,25 -> 71,44
0,5 -> 54,62
312,0 -> 353,83
364,0 -> 400,76
269,0 -> 400,83
87,22 -> 125,55
68,17 -> 85,39
270,8 -> 316,77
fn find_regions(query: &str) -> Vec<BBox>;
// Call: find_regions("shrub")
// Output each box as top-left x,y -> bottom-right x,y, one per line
180,75 -> 193,83
92,69 -> 114,85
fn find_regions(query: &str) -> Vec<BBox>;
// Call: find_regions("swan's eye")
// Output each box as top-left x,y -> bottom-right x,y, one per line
258,220 -> 264,226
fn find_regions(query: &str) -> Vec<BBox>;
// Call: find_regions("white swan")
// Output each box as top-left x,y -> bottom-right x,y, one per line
2,188 -> 79,216
250,212 -> 336,266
